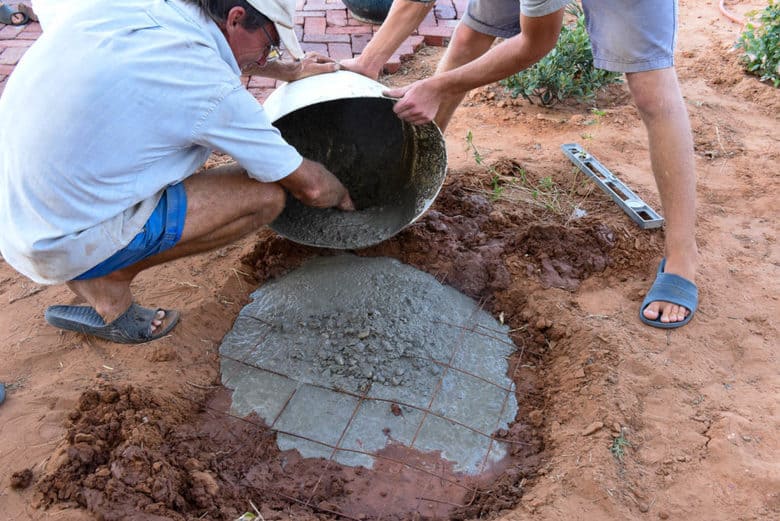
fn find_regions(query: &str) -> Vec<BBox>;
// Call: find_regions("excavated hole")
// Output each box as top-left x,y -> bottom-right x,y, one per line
31,163 -> 632,520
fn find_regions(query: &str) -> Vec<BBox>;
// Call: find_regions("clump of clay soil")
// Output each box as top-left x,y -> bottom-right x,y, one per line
10,468 -> 33,489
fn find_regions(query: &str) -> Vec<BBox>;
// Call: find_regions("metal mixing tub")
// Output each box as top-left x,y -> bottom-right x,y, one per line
263,70 -> 447,249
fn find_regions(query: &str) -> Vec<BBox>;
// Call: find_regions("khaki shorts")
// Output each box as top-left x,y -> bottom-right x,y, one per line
461,0 -> 677,73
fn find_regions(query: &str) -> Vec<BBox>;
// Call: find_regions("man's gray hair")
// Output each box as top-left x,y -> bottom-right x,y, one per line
184,0 -> 270,29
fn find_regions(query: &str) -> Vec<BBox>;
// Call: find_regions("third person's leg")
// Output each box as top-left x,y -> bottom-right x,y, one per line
627,68 -> 698,324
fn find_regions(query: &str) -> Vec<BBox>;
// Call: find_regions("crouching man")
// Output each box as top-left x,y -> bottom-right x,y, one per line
0,0 -> 353,343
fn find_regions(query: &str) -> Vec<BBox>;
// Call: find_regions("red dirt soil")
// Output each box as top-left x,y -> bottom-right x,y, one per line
1,0 -> 779,520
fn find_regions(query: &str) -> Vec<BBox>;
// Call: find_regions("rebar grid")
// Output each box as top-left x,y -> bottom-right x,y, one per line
216,294 -> 529,519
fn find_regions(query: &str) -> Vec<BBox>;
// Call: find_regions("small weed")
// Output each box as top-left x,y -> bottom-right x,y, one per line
591,108 -> 606,117
465,130 -> 484,165
581,132 -> 593,140
463,133 -> 592,215
490,175 -> 505,201
610,431 -> 631,461
736,0 -> 780,87
500,4 -> 623,106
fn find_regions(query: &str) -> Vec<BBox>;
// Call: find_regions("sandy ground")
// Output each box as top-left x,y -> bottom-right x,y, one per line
1,0 -> 779,519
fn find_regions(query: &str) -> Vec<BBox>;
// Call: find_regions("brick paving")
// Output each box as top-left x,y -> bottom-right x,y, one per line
0,0 -> 462,102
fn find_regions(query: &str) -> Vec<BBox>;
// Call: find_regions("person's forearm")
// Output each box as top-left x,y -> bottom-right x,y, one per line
430,12 -> 563,97
279,159 -> 353,209
243,60 -> 302,82
359,0 -> 435,76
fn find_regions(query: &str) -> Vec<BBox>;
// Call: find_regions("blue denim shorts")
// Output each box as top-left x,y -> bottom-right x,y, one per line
73,183 -> 187,280
462,0 -> 677,73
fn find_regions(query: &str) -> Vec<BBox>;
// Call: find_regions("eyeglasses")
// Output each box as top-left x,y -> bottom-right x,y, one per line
256,24 -> 284,67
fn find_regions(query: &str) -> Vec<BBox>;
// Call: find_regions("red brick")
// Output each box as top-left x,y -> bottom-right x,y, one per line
17,31 -> 41,40
301,42 -> 328,54
0,63 -> 14,75
422,35 -> 445,47
304,16 -> 327,35
383,55 -> 401,75
419,24 -> 453,37
19,22 -> 41,34
248,75 -> 276,88
304,33 -> 350,43
346,12 -> 372,26
403,35 -> 425,51
453,0 -> 468,17
0,24 -> 25,39
350,33 -> 372,54
421,10 -> 436,25
296,0 -> 305,9
294,25 -> 303,40
328,42 -> 352,61
294,15 -> 304,24
0,47 -> 26,65
304,1 -> 343,11
434,4 -> 457,20
298,10 -> 325,17
327,25 -> 372,35
0,39 -> 32,48
326,9 -> 348,26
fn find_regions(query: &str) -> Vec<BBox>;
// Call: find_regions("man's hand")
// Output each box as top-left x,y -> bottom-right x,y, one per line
279,159 -> 355,211
383,78 -> 443,125
288,52 -> 341,81
243,53 -> 339,82
339,56 -> 380,80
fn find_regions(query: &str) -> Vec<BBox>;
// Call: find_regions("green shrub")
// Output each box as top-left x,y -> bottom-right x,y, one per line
500,4 -> 622,107
736,0 -> 780,87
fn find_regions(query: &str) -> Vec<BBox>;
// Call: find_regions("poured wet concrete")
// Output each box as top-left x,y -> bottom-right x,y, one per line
270,98 -> 447,249
220,255 -> 518,474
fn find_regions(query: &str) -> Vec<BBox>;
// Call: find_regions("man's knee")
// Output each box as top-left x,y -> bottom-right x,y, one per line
252,182 -> 286,223
627,68 -> 683,118
445,24 -> 494,64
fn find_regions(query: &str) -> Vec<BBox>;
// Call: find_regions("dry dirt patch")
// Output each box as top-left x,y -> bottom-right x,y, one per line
1,1 -> 779,520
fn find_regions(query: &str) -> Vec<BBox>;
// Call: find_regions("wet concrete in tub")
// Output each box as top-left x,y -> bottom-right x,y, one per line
220,254 -> 518,474
271,98 -> 446,249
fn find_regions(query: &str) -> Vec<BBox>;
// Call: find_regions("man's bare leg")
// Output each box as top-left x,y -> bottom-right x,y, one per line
67,165 -> 286,332
432,24 -> 496,131
627,68 -> 698,325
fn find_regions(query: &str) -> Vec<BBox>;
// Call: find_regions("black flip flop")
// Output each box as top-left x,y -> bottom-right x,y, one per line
0,3 -> 28,25
45,303 -> 180,344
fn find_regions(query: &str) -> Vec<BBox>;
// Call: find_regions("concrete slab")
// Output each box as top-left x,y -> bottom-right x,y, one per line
220,255 -> 518,475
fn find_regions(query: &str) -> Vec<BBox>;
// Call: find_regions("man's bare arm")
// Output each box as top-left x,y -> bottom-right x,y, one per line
386,10 -> 565,124
339,0 -> 435,79
243,53 -> 340,82
278,159 -> 355,210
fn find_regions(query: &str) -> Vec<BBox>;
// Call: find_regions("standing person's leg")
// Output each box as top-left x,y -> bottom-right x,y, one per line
583,0 -> 698,327
432,24 -> 496,130
626,69 -> 698,325
433,0 -> 520,130
52,164 -> 286,342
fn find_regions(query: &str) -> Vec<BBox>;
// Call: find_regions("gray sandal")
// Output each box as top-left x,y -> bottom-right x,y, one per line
45,303 -> 180,344
0,3 -> 28,25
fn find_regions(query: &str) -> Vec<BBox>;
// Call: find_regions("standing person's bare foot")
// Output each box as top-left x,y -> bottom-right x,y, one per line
640,257 -> 698,329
